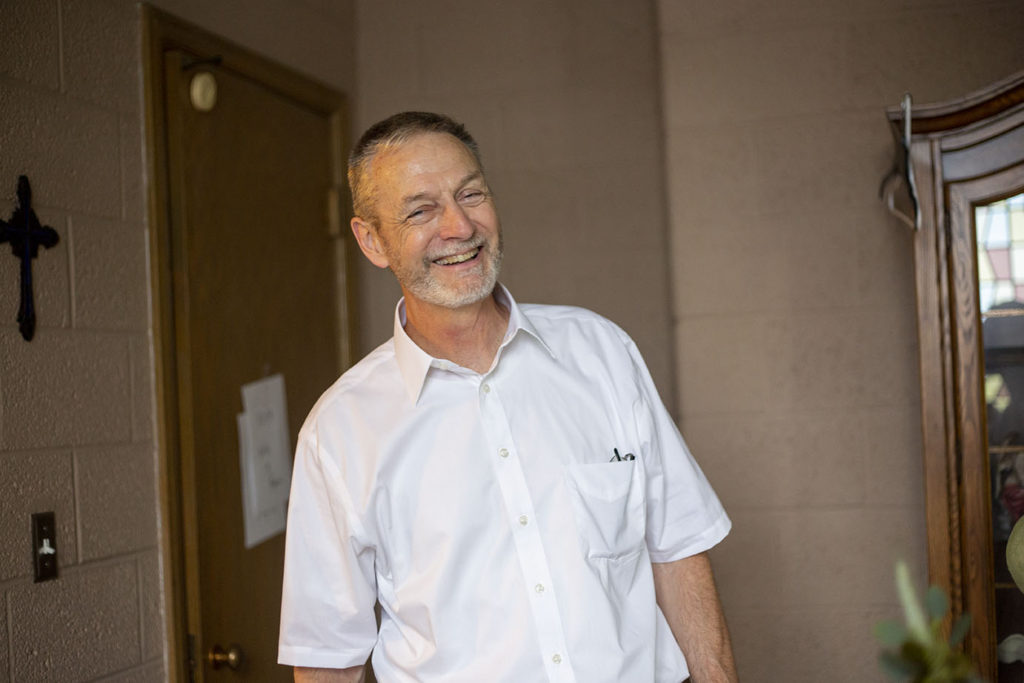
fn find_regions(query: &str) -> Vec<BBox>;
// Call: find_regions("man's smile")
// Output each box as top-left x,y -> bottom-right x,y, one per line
432,246 -> 481,266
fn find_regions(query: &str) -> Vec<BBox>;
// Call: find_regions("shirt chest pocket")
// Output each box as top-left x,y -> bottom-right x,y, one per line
565,460 -> 646,559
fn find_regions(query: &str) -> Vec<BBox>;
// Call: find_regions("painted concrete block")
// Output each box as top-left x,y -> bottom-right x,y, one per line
774,507 -> 925,608
71,215 -> 147,331
727,605 -> 896,683
677,315 -> 770,416
130,335 -> 155,444
660,26 -> 851,128
9,562 -> 140,681
847,7 -> 1024,108
139,551 -> 164,661
0,330 -> 131,450
566,0 -> 657,89
120,116 -> 147,224
708,510 -> 784,610
76,444 -> 158,562
0,1 -> 60,90
415,0 -> 572,98
0,83 -> 121,219
862,406 -> 926,507
62,0 -> 142,114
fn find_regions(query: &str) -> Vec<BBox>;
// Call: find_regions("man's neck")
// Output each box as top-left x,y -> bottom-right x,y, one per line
402,290 -> 510,374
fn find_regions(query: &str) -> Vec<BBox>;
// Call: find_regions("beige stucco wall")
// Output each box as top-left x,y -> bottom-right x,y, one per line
657,2 -> 1023,680
0,1 -> 355,680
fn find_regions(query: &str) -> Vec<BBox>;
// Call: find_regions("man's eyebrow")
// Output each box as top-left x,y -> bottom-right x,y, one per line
398,172 -> 485,208
457,171 -> 484,188
399,191 -> 432,207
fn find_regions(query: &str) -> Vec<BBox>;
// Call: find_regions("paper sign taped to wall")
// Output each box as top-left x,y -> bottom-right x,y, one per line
237,373 -> 292,548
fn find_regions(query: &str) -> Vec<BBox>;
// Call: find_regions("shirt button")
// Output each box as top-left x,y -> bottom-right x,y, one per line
499,448 -> 509,458
482,383 -> 491,393
552,654 -> 562,664
535,583 -> 545,593
518,515 -> 528,526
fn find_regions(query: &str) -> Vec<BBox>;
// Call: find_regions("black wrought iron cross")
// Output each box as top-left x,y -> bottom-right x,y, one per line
0,176 -> 59,341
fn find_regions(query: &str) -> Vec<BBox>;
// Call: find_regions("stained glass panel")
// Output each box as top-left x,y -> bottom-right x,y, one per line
978,194 -> 1024,313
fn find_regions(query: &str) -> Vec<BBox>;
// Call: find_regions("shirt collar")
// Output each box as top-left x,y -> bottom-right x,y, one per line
392,284 -> 555,404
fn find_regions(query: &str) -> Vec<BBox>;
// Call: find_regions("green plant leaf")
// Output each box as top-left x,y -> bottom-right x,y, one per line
926,586 -> 949,620
896,561 -> 930,642
875,620 -> 908,647
879,651 -> 918,680
900,640 -> 928,662
949,614 -> 972,646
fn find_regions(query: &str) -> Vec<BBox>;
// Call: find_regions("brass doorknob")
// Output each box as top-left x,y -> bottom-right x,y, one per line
208,643 -> 245,670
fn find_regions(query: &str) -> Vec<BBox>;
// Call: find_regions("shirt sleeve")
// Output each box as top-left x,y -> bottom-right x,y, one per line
623,334 -> 731,563
278,427 -> 378,668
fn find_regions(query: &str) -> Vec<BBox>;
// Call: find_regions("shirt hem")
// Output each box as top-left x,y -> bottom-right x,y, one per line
278,646 -> 372,669
648,512 -> 732,564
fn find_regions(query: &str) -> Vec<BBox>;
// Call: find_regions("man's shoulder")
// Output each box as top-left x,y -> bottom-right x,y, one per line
520,301 -> 612,325
519,302 -> 632,344
303,338 -> 399,423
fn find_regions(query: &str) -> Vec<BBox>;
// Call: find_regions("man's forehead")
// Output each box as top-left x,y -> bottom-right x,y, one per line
369,132 -> 483,197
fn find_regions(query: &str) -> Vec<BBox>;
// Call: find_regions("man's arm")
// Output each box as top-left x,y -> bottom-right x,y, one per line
652,552 -> 738,683
294,666 -> 365,683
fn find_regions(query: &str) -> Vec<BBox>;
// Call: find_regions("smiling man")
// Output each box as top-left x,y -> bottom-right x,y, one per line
278,112 -> 737,683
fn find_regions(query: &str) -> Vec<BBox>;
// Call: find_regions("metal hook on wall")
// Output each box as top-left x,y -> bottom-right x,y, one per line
879,93 -> 921,231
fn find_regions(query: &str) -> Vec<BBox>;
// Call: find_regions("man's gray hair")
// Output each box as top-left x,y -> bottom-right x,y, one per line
347,111 -> 482,223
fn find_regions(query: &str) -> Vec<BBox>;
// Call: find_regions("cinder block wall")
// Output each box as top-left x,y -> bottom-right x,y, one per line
0,1 -> 355,681
657,2 -> 1024,680
0,1 -> 160,680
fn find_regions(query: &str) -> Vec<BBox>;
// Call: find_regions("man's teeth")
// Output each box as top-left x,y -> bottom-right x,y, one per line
434,248 -> 479,265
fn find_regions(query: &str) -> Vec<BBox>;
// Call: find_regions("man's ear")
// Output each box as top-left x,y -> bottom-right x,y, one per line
351,216 -> 390,269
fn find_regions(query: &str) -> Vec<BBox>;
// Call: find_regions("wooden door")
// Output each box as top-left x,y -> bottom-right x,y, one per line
146,11 -> 356,681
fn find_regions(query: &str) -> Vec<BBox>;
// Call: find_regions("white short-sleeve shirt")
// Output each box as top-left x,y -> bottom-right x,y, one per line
278,286 -> 730,682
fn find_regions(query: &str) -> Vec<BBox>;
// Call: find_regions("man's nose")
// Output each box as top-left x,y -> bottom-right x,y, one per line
438,203 -> 474,239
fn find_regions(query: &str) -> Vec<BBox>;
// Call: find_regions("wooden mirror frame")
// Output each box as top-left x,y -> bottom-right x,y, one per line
890,71 -> 1024,681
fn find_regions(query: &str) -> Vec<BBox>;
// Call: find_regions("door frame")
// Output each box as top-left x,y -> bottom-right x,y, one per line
141,8 -> 358,679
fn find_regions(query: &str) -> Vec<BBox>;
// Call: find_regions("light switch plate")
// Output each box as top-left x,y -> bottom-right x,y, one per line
32,511 -> 58,582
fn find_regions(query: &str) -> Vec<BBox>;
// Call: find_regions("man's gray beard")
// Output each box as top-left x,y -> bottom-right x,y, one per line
393,239 -> 503,309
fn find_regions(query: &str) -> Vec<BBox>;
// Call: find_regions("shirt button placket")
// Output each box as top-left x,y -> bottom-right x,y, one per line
478,374 -> 574,682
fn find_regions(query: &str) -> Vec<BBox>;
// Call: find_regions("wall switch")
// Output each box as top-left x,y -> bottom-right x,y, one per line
32,511 -> 58,582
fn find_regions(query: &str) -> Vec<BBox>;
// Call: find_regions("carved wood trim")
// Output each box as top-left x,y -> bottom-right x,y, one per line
887,71 -> 1024,136
947,177 -> 996,678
